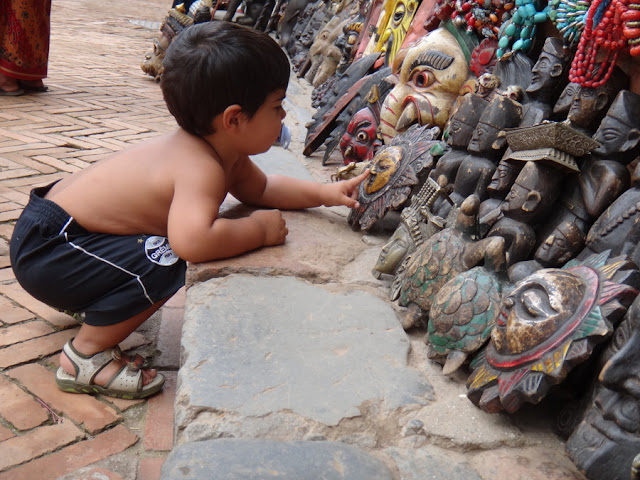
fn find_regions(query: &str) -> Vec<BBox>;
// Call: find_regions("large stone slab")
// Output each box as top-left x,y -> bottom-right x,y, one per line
161,439 -> 394,480
177,275 -> 433,443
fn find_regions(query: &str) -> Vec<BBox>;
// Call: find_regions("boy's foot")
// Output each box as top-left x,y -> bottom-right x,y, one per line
56,339 -> 165,399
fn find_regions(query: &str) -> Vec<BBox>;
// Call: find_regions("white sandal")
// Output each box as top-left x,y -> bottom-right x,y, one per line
56,340 -> 165,399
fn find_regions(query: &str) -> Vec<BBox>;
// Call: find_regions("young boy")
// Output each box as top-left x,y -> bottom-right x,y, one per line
9,21 -> 368,400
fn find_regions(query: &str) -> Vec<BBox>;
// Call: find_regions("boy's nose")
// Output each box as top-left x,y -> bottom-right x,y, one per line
280,109 -> 287,120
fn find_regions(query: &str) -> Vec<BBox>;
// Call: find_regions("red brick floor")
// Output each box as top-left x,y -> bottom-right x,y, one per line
0,0 -> 184,478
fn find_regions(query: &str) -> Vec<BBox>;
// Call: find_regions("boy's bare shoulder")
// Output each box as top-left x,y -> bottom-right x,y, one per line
150,130 -> 223,178
161,130 -> 219,161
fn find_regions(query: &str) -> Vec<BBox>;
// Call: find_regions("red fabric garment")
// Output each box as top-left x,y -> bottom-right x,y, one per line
0,0 -> 52,80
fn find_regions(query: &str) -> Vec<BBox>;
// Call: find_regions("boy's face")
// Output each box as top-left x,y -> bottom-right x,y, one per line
242,89 -> 287,155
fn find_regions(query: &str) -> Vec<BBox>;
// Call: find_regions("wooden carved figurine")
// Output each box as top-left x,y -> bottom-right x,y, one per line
372,176 -> 450,278
484,121 -> 600,266
393,195 -> 509,329
348,124 -> 442,231
507,220 -> 587,282
567,293 -> 640,480
141,2 -> 212,81
583,162 -> 640,268
379,28 -> 473,143
429,93 -> 491,192
535,99 -> 636,266
485,159 -> 564,265
441,95 -> 523,216
279,0 -> 313,53
467,251 -> 639,414
427,236 -> 508,375
304,17 -> 350,87
591,90 -> 640,164
553,67 -> 629,134
525,37 -> 571,118
476,104 -> 548,225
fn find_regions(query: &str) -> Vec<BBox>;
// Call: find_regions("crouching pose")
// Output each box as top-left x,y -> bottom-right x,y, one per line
10,21 -> 368,399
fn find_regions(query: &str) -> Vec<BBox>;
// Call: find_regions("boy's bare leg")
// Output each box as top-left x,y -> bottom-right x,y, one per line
59,298 -> 170,386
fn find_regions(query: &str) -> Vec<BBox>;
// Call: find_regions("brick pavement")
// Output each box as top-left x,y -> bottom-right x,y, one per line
0,0 -> 185,478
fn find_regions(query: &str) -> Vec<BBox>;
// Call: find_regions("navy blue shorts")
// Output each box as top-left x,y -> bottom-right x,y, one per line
9,183 -> 187,326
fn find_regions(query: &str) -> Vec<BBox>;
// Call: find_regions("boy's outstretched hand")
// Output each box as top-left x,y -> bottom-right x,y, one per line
323,169 -> 370,209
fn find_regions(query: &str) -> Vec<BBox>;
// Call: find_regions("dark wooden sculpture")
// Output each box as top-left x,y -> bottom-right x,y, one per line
442,95 -> 523,214
279,0 -> 313,52
482,121 -> 601,266
290,0 -> 333,69
553,67 -> 629,134
467,251 -> 639,414
567,292 -> 640,480
533,96 -> 637,274
508,219 -> 587,282
477,104 -> 546,228
429,93 -> 491,192
591,89 -> 640,164
485,160 -> 564,265
582,162 -> 640,268
525,37 -> 571,118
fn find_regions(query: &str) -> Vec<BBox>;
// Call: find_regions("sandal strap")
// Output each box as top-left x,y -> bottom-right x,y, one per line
104,363 -> 144,393
63,340 -> 123,385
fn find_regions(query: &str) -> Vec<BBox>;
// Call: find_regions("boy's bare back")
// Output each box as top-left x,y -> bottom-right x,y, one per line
46,129 -> 224,239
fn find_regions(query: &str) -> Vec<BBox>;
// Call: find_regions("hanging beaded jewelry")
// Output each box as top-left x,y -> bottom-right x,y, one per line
549,0 -> 591,45
568,0 -> 629,87
496,0 -> 550,58
622,0 -> 640,55
450,0 -> 513,39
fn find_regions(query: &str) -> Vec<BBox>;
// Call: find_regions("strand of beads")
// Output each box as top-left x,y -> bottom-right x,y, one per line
569,0 -> 629,86
450,0 -> 513,39
496,0 -> 549,58
622,1 -> 640,55
549,0 -> 591,45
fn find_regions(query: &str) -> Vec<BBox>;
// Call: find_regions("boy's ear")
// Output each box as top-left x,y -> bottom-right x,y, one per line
221,104 -> 246,131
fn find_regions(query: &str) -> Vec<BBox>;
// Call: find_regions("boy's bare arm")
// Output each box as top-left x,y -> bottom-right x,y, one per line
231,157 -> 369,210
167,171 -> 288,263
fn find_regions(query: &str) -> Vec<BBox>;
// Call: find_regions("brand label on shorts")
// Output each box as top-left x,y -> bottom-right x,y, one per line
145,236 -> 180,266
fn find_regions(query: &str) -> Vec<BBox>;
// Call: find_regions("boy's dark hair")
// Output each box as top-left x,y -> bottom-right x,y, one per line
161,21 -> 290,137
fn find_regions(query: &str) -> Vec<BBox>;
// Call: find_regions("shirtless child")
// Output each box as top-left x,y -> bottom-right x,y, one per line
9,21 -> 368,400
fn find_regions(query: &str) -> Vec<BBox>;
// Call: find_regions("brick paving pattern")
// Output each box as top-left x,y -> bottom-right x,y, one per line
0,1 -> 183,478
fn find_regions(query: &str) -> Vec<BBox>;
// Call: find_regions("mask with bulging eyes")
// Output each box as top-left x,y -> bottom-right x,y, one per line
379,28 -> 471,142
339,107 -> 381,164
